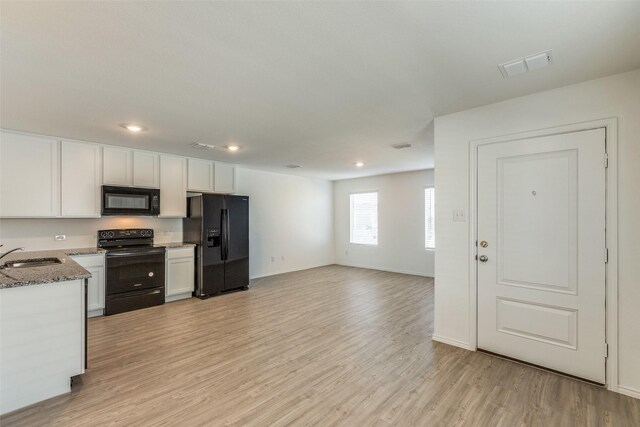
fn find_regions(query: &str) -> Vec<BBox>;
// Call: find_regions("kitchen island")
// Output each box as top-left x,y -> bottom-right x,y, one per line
0,250 -> 90,415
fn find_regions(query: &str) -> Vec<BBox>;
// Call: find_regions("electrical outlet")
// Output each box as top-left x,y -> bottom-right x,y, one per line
453,209 -> 466,222
54,235 -> 66,241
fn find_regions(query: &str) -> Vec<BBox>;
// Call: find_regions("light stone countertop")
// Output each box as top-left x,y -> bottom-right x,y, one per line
0,250 -> 92,289
162,242 -> 197,248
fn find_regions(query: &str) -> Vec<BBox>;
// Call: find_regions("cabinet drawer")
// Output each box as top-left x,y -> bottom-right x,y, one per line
71,254 -> 104,268
166,247 -> 194,260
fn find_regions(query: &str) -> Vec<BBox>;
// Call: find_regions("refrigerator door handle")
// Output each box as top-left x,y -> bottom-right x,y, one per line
220,209 -> 226,261
225,208 -> 230,260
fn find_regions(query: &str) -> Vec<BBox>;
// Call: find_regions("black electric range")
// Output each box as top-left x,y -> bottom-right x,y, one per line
98,229 -> 166,315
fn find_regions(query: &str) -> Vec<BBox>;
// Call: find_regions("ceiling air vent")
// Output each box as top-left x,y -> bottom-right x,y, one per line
498,50 -> 553,78
391,143 -> 413,150
192,142 -> 217,150
285,164 -> 301,169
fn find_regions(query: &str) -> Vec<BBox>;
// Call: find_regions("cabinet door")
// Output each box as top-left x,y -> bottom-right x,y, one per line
86,265 -> 105,315
61,141 -> 102,217
71,254 -> 105,317
214,163 -> 235,194
103,146 -> 132,186
0,132 -> 60,217
187,158 -> 214,192
167,255 -> 195,296
133,151 -> 160,188
159,155 -> 187,217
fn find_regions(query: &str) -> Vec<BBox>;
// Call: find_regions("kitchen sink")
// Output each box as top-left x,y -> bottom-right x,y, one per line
2,257 -> 62,269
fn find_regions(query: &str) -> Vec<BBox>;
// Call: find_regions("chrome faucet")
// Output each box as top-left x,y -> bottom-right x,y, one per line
0,244 -> 25,262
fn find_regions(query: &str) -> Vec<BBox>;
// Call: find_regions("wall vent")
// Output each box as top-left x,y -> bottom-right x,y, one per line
391,143 -> 413,150
499,50 -> 553,78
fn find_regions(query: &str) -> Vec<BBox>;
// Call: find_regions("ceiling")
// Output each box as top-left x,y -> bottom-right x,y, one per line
2,1 -> 639,180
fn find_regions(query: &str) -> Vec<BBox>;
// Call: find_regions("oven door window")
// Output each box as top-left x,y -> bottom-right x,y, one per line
105,193 -> 149,210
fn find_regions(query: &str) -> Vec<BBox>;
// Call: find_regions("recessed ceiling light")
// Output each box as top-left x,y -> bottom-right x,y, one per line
225,144 -> 240,152
355,162 -> 364,167
120,123 -> 146,132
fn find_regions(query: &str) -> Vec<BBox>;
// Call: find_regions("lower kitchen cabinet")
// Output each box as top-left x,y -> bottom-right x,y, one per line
166,246 -> 195,302
71,253 -> 105,317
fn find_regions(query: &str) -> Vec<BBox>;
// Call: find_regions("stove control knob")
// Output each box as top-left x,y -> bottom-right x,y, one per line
99,231 -> 108,239
108,231 -> 115,238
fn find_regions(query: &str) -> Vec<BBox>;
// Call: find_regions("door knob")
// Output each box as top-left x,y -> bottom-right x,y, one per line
479,255 -> 488,262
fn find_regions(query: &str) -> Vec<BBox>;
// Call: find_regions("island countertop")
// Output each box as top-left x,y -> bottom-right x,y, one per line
0,250 -> 92,289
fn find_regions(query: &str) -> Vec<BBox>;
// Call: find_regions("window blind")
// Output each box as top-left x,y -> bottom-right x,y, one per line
350,192 -> 378,245
425,187 -> 435,249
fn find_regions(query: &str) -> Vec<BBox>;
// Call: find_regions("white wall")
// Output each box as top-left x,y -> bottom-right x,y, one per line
434,69 -> 640,396
0,167 -> 334,280
235,168 -> 334,279
333,169 -> 434,277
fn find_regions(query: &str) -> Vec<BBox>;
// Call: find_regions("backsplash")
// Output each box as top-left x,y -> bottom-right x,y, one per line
0,217 -> 183,252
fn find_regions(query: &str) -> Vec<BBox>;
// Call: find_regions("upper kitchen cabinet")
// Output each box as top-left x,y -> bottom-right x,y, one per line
187,158 -> 214,192
132,151 -> 159,188
102,146 -> 132,186
61,141 -> 102,217
103,147 -> 159,188
214,163 -> 236,194
0,132 -> 60,217
159,154 -> 187,217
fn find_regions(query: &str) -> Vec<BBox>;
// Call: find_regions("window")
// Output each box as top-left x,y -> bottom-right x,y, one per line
425,187 -> 435,249
350,192 -> 378,245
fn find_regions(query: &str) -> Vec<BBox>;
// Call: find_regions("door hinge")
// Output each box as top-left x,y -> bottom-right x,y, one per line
604,248 -> 609,263
604,153 -> 609,168
604,343 -> 609,358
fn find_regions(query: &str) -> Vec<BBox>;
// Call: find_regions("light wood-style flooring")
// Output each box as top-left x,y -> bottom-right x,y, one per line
2,265 -> 639,426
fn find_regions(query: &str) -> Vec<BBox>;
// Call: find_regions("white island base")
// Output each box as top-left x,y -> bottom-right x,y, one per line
0,279 -> 85,415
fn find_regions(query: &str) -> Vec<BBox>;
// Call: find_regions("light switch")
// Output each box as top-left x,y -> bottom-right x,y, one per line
453,209 -> 466,222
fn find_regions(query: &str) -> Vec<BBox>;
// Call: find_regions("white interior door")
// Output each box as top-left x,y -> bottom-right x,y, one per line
477,128 -> 606,383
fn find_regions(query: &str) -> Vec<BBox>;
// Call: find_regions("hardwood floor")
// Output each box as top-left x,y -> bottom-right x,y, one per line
2,265 -> 639,426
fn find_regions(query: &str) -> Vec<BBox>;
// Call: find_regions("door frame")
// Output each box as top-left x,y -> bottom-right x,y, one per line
468,118 -> 618,391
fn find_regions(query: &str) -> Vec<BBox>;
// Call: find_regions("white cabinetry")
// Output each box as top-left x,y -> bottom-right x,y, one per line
132,151 -> 159,188
160,155 -> 187,217
71,253 -> 105,317
61,141 -> 102,217
166,246 -> 195,302
0,132 -> 60,218
103,147 -> 159,188
102,146 -> 131,186
214,163 -> 236,193
187,158 -> 214,192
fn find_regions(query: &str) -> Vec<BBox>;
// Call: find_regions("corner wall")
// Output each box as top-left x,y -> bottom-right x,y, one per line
434,69 -> 640,395
333,169 -> 434,277
235,168 -> 334,279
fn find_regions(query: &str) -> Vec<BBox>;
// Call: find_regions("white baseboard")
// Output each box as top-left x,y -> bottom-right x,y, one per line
249,263 -> 334,280
616,385 -> 640,400
335,262 -> 432,278
432,334 -> 474,351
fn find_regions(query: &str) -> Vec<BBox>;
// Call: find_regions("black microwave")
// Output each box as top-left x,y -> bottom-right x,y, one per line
102,186 -> 160,216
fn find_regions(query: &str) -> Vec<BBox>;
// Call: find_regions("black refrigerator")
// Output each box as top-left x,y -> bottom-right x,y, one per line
183,194 -> 249,298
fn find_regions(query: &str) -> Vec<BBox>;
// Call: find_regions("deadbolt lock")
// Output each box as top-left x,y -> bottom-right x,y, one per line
479,255 -> 488,262
480,241 -> 488,248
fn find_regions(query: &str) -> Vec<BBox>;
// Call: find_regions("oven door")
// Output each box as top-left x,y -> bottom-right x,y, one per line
102,186 -> 160,216
105,249 -> 166,294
